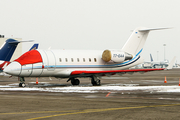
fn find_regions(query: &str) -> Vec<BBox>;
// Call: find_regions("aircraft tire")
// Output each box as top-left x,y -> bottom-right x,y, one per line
71,79 -> 80,85
97,80 -> 101,86
22,83 -> 26,87
19,83 -> 22,87
91,79 -> 101,86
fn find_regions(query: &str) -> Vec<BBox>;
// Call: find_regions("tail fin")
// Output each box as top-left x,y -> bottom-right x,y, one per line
166,56 -> 176,70
0,39 -> 20,61
122,27 -> 171,56
0,39 -> 34,61
150,54 -> 153,62
29,43 -> 39,51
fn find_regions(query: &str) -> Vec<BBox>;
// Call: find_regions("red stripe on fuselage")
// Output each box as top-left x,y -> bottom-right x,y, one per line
15,50 -> 42,65
70,68 -> 165,75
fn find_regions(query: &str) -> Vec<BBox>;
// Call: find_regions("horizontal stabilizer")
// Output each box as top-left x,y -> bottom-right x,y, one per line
9,40 -> 34,44
139,27 -> 172,32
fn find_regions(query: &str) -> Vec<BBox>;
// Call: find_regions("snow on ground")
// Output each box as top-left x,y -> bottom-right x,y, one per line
0,83 -> 180,93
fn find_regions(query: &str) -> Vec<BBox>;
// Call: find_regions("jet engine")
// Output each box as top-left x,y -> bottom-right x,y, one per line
102,50 -> 133,63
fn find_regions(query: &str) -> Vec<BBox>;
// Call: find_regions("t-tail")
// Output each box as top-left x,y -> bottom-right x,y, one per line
122,27 -> 171,56
0,39 -> 20,61
0,40 -> 36,71
0,39 -> 33,62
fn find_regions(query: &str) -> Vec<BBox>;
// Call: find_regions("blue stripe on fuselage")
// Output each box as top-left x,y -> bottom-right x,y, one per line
46,49 -> 142,68
21,49 -> 143,69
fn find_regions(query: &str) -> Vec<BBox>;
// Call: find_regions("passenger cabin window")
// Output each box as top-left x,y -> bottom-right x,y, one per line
71,58 -> 73,62
83,58 -> 85,62
89,58 -> 91,62
59,58 -> 62,62
65,58 -> 68,62
94,58 -> 97,62
77,58 -> 79,62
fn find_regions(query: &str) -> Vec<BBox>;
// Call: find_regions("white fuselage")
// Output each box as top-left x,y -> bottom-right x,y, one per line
4,49 -> 143,78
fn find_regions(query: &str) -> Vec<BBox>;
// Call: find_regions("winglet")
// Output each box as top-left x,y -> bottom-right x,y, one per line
166,56 -> 176,70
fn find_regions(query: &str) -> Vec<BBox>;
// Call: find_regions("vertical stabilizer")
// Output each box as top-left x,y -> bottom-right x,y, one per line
0,39 -> 20,61
122,27 -> 171,56
29,43 -> 39,51
150,54 -> 153,62
166,56 -> 176,69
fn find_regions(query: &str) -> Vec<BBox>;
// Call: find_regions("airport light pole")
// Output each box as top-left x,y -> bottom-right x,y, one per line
163,44 -> 166,61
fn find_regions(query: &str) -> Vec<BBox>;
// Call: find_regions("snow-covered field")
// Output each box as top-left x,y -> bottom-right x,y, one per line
0,83 -> 180,93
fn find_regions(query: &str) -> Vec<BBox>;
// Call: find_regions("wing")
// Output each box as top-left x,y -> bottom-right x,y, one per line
70,68 -> 165,77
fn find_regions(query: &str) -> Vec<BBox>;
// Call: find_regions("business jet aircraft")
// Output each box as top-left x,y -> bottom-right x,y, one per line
4,27 -> 171,87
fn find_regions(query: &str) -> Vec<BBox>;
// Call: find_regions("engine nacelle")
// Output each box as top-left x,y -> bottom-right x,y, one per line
102,50 -> 133,63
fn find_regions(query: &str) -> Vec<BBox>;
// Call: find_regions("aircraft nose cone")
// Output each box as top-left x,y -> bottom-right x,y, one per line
4,62 -> 21,76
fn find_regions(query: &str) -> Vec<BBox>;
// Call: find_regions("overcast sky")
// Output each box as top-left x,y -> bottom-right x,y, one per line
0,0 -> 179,62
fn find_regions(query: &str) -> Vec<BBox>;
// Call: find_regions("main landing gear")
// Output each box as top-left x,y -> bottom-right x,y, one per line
67,78 -> 80,85
19,77 -> 26,87
91,76 -> 101,86
71,78 -> 80,85
67,76 -> 101,86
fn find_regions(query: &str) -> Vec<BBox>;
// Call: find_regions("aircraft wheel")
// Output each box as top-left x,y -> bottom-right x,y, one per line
71,79 -> 80,85
96,79 -> 101,86
19,83 -> 26,87
19,77 -> 25,87
19,83 -> 22,87
22,83 -> 26,87
91,79 -> 101,86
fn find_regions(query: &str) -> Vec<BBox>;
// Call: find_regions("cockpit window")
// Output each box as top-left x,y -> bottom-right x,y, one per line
14,50 -> 42,65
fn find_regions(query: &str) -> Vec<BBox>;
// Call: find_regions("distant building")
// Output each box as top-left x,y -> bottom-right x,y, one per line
0,35 -> 22,62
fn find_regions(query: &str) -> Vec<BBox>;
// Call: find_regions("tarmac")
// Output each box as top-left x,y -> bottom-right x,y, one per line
0,68 -> 180,120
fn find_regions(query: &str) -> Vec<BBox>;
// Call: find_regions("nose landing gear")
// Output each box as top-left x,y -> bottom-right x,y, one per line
19,77 -> 26,87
